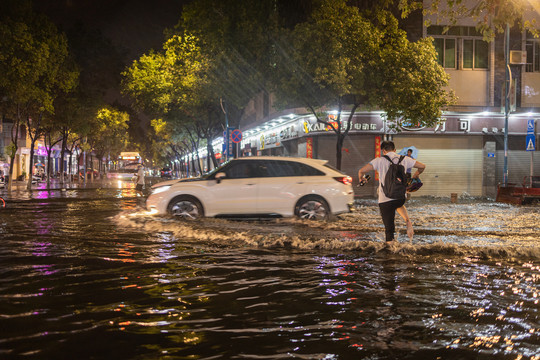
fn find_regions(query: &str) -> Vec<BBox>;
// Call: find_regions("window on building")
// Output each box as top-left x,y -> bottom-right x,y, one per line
525,36 -> 540,72
428,26 -> 489,70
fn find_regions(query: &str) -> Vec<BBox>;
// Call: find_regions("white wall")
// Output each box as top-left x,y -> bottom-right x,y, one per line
522,73 -> 540,107
447,70 -> 490,106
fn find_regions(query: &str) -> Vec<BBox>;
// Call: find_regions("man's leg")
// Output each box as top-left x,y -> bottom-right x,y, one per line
396,206 -> 414,240
379,200 -> 397,242
379,200 -> 406,242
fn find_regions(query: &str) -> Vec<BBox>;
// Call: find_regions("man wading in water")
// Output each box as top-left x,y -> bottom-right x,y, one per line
358,141 -> 426,243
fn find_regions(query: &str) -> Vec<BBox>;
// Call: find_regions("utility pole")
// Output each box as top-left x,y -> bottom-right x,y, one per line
503,24 -> 510,187
220,98 -> 229,162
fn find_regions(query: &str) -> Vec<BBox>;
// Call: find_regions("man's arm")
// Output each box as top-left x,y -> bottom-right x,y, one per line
358,163 -> 374,181
412,161 -> 425,179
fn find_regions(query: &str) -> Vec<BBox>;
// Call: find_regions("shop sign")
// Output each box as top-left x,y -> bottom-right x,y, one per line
260,131 -> 281,149
303,120 -> 377,133
306,137 -> 313,159
279,125 -> 297,140
37,146 -> 49,157
434,121 -> 446,132
459,119 -> 471,132
399,119 -> 426,131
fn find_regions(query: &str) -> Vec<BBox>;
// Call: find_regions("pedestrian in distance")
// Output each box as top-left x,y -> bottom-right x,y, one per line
135,164 -> 145,196
358,141 -> 426,243
405,148 -> 414,182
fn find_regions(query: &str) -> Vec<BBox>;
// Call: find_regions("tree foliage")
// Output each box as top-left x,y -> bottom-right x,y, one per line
272,0 -> 454,169
398,0 -> 539,39
90,106 -> 130,163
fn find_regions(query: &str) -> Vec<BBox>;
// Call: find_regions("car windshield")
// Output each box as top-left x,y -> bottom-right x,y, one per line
201,161 -> 231,179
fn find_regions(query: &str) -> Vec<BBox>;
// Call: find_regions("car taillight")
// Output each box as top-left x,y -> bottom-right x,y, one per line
334,176 -> 352,185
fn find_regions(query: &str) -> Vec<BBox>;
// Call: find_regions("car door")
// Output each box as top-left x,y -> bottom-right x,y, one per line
255,160 -> 310,216
205,161 -> 259,215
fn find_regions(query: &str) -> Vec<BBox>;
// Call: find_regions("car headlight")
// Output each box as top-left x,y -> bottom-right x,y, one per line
152,185 -> 171,194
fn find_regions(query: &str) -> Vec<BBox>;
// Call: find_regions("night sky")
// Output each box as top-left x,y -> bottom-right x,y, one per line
32,0 -> 188,62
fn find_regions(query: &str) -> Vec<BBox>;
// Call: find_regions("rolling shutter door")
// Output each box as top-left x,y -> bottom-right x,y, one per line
495,150 -> 540,185
395,136 -> 483,197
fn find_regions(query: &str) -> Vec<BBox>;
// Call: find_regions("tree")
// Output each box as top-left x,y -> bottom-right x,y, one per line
123,33 -> 226,171
272,0 -> 454,169
0,0 -> 78,190
90,106 -> 130,174
178,0 -> 279,125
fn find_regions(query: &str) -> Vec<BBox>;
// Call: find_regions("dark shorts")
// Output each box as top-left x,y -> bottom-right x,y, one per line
135,184 -> 143,192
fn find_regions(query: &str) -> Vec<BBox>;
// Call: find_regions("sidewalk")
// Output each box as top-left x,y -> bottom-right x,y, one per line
0,177 -> 163,194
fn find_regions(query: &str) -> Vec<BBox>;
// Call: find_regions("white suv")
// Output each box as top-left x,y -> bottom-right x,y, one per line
146,156 -> 354,220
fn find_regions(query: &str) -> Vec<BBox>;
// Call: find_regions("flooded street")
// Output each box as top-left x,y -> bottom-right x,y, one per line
0,188 -> 539,359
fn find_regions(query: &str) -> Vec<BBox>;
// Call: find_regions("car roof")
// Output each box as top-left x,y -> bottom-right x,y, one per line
231,156 -> 328,166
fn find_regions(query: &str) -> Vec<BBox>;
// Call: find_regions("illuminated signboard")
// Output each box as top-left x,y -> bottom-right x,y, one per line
119,152 -> 140,160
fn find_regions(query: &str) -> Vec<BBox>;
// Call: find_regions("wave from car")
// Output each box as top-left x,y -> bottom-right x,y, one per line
146,156 -> 354,220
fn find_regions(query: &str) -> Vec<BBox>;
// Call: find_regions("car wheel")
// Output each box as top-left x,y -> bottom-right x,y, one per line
296,196 -> 330,221
167,196 -> 203,220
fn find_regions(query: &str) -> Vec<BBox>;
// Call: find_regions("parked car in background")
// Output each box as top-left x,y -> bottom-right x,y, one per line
160,168 -> 172,178
146,156 -> 354,220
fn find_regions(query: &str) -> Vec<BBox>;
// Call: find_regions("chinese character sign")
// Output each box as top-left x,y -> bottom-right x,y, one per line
306,137 -> 313,159
374,136 -> 381,181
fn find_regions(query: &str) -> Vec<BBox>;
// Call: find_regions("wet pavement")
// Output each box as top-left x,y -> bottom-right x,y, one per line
0,183 -> 539,359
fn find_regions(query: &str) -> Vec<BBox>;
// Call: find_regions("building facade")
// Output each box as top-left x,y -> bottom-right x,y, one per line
227,5 -> 540,199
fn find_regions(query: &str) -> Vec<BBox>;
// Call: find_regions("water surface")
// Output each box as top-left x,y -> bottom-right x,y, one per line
0,192 -> 538,359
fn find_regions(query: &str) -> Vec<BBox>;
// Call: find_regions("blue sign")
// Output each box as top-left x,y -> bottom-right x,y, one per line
487,152 -> 495,158
527,119 -> 535,134
526,134 -> 536,151
226,127 -> 235,157
231,129 -> 242,143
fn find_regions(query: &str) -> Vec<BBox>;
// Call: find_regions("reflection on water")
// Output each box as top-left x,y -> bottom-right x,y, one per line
0,195 -> 538,359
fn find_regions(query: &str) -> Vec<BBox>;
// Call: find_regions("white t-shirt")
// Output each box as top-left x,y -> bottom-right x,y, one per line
370,152 -> 417,203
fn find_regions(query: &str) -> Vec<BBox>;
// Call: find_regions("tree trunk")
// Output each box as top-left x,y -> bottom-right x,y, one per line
26,140 -> 36,190
207,136 -> 218,169
7,152 -> 16,192
77,150 -> 81,182
89,153 -> 94,182
335,134 -> 344,171
7,117 -> 20,192
60,131 -> 67,186
69,151 -> 73,184
46,150 -> 53,188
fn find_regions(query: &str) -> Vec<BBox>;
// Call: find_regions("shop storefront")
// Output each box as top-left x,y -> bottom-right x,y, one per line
236,111 -> 539,199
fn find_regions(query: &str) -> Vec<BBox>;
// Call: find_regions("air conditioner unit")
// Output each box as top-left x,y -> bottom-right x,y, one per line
510,50 -> 527,64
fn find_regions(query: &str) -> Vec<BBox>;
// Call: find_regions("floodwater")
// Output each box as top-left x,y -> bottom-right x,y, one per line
0,187 -> 539,359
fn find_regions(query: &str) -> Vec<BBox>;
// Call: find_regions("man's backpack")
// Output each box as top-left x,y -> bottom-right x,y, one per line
382,155 -> 407,199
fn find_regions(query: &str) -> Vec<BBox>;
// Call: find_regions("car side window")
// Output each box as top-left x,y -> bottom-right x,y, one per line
260,161 -> 324,177
295,163 -> 325,176
225,162 -> 258,179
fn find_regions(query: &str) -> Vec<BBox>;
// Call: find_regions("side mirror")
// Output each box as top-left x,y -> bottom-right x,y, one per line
215,172 -> 226,184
